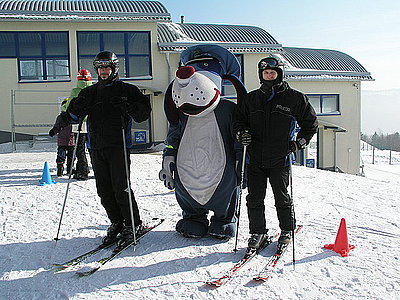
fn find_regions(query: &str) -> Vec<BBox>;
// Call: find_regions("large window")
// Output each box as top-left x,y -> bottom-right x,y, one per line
307,94 -> 340,115
0,31 -> 70,81
77,31 -> 152,79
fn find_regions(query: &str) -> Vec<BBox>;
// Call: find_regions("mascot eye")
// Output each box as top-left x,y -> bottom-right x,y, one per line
204,63 -> 209,66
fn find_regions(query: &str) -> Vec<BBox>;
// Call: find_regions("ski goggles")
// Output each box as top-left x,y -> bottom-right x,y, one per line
93,60 -> 113,69
259,57 -> 281,69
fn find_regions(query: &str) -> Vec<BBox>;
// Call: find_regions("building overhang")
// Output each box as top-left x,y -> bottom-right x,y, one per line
158,42 -> 283,54
318,120 -> 347,132
285,70 -> 374,81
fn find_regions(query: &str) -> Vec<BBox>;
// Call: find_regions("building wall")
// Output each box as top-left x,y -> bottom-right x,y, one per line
0,20 -> 174,144
289,81 -> 361,175
0,21 -> 363,174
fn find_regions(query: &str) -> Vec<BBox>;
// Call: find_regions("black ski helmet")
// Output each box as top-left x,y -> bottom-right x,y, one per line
258,56 -> 284,84
93,51 -> 119,80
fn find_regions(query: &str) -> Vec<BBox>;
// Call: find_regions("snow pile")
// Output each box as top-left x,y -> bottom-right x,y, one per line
0,145 -> 399,299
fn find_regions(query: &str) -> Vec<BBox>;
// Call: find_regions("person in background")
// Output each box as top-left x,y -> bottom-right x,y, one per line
66,69 -> 93,181
235,56 -> 318,250
64,51 -> 151,249
49,100 -> 75,177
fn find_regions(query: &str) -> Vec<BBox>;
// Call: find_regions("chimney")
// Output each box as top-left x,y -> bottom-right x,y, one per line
180,15 -> 184,24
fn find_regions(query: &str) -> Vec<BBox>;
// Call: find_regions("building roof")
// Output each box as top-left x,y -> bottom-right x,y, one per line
282,47 -> 373,81
157,22 -> 283,53
0,0 -> 171,21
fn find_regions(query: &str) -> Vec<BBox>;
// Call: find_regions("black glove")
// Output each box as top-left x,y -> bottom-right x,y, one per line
68,98 -> 87,118
58,111 -> 70,128
289,138 -> 307,153
236,130 -> 252,146
49,128 -> 56,137
110,96 -> 128,114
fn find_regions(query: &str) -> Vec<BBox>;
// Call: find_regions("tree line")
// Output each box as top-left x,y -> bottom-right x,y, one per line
362,132 -> 400,151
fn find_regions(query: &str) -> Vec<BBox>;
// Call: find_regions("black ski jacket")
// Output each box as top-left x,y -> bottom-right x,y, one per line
68,79 -> 151,150
235,81 -> 318,168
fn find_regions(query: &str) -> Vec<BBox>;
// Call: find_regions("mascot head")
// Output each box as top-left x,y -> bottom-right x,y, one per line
165,45 -> 246,123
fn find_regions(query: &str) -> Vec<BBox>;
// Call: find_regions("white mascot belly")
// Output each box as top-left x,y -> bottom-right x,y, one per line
177,113 -> 226,205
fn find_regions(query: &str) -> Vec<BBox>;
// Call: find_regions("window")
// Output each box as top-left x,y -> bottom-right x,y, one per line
77,31 -> 152,79
0,31 -> 70,81
307,94 -> 340,115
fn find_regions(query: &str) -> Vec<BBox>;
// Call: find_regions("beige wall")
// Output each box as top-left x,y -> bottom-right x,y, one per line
0,21 -> 363,174
0,20 -> 176,144
289,81 -> 361,175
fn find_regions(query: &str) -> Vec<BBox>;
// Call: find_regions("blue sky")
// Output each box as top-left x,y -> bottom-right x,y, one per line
160,0 -> 400,91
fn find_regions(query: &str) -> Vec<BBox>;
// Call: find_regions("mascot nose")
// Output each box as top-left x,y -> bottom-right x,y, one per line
176,66 -> 196,79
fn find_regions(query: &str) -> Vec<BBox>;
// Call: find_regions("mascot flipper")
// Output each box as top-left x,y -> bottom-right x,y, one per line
159,44 -> 246,239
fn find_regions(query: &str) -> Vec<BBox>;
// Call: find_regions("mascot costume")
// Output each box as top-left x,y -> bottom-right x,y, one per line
159,45 -> 246,239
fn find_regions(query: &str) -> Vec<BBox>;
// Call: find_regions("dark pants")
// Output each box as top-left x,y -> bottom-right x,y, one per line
246,163 -> 295,233
56,145 -> 74,173
89,148 -> 141,227
74,133 -> 89,176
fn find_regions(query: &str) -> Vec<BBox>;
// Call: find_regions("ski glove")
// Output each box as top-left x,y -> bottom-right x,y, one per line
57,111 -> 71,129
49,128 -> 56,137
110,96 -> 128,115
236,130 -> 252,146
289,138 -> 307,153
159,155 -> 175,190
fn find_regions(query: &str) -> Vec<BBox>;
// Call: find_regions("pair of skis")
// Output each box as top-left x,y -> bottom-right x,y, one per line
52,218 -> 165,277
206,225 -> 303,287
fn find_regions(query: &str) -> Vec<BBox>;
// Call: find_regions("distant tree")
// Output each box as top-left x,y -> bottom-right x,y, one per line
362,131 -> 400,151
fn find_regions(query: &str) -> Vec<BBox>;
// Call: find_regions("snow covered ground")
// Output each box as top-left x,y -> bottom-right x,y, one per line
0,142 -> 399,299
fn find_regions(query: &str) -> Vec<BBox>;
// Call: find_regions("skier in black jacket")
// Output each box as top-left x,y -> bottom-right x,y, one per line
235,56 -> 318,249
66,51 -> 151,248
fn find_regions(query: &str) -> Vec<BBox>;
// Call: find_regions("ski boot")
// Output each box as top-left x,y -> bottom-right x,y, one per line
56,164 -> 64,177
247,232 -> 269,253
102,222 -> 124,247
278,230 -> 292,245
114,224 -> 144,252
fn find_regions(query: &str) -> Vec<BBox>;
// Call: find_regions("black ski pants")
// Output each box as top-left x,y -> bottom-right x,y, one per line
56,145 -> 74,173
89,147 -> 141,227
74,133 -> 89,176
246,163 -> 295,233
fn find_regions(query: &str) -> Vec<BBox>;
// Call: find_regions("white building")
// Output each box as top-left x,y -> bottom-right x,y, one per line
0,0 -> 373,174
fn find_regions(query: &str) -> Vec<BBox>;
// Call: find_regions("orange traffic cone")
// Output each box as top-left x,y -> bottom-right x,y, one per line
324,218 -> 355,257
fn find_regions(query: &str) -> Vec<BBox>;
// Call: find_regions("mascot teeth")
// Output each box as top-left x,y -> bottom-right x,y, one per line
172,67 -> 221,117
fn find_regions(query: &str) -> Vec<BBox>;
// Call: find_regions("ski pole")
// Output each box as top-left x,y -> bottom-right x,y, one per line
54,119 -> 83,242
288,154 -> 296,270
121,115 -> 137,246
233,145 -> 247,252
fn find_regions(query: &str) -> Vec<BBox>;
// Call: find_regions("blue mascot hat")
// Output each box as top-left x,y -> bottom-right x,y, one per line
180,44 -> 241,79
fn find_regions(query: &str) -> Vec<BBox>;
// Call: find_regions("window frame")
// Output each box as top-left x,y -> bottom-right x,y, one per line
0,31 -> 70,82
307,94 -> 340,116
77,31 -> 152,80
